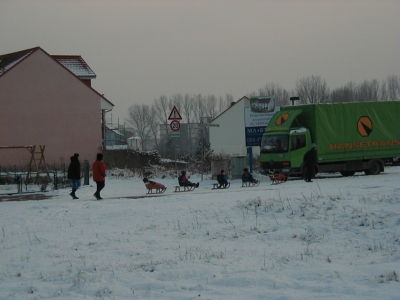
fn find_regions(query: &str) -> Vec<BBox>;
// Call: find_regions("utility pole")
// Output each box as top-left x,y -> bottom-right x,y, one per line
200,117 -> 219,181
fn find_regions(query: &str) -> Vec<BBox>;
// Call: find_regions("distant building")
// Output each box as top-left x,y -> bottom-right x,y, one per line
127,136 -> 142,151
105,126 -> 128,147
0,47 -> 114,167
159,122 -> 207,156
209,96 -> 261,156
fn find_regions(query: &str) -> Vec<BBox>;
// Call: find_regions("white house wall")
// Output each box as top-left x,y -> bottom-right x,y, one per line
210,97 -> 260,156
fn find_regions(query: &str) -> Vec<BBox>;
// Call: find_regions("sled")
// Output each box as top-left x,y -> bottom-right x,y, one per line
268,173 -> 288,185
241,180 -> 260,187
212,182 -> 230,189
174,185 -> 196,192
144,182 -> 167,194
146,187 -> 167,194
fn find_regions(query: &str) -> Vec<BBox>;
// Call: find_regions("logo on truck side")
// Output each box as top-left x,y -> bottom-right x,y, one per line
275,113 -> 290,126
330,115 -> 400,150
357,116 -> 372,137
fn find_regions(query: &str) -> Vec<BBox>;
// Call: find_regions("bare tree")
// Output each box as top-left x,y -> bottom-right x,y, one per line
148,105 -> 159,148
154,95 -> 170,125
295,75 -> 330,104
387,75 -> 400,100
170,94 -> 183,119
380,80 -> 388,101
193,94 -> 205,123
220,94 -> 234,113
183,93 -> 196,153
330,82 -> 357,103
355,79 -> 379,102
126,104 -> 153,143
182,94 -> 194,123
205,95 -> 217,118
153,95 -> 172,155
258,82 -> 290,106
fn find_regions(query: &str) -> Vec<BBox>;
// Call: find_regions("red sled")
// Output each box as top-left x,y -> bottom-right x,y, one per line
268,173 -> 288,185
145,182 -> 167,194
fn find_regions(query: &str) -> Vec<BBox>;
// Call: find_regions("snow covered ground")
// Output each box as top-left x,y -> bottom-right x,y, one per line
0,167 -> 399,299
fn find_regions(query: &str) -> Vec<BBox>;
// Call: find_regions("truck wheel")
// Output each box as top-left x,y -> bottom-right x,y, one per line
340,171 -> 355,177
365,161 -> 381,175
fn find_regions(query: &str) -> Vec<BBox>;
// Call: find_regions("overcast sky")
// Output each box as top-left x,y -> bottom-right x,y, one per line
1,0 -> 399,122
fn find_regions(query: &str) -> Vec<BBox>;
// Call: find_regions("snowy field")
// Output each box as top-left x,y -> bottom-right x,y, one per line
0,167 -> 399,299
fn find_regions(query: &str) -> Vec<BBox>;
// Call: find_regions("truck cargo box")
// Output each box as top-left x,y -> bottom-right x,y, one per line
291,101 -> 400,163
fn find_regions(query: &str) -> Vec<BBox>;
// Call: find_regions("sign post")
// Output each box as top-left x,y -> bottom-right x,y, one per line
168,106 -> 182,139
168,106 -> 182,175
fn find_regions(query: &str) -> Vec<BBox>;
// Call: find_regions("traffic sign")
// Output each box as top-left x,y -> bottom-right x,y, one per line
170,120 -> 181,131
170,132 -> 180,138
168,106 -> 182,120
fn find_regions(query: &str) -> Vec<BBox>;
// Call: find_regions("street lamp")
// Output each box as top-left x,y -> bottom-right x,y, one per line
290,96 -> 300,106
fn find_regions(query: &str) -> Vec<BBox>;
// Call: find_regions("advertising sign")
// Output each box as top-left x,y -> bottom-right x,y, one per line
244,95 -> 279,147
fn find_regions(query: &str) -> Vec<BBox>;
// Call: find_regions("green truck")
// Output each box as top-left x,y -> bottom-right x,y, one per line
259,101 -> 400,177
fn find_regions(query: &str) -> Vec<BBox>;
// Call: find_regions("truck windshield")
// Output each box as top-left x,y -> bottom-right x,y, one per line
260,135 -> 289,153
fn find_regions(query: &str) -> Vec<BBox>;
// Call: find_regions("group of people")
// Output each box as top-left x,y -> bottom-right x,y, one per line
144,168 -> 258,191
67,152 -> 106,200
67,143 -> 318,199
143,170 -> 199,192
214,168 -> 259,188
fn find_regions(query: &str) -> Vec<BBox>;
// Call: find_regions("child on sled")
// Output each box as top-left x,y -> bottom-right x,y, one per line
178,170 -> 199,188
216,170 -> 229,188
242,168 -> 259,184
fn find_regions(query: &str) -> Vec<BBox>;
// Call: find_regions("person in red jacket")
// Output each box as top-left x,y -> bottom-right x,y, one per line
92,153 -> 106,200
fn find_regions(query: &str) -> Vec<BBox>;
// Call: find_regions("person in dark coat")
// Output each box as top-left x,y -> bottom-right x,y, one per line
67,153 -> 81,199
303,143 -> 318,182
92,153 -> 106,200
242,168 -> 258,184
217,170 -> 229,188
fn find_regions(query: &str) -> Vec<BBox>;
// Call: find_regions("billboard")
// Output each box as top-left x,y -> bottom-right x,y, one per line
244,95 -> 280,147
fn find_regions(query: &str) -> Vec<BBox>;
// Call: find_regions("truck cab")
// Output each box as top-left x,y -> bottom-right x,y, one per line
260,127 -> 311,176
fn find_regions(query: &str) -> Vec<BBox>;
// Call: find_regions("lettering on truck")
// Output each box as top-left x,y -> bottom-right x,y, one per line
330,139 -> 400,150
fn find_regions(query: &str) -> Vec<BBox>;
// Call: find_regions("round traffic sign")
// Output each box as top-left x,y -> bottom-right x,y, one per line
170,120 -> 181,131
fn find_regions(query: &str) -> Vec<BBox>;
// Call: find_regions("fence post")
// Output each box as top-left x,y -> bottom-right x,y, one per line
84,160 -> 90,185
54,169 -> 58,190
16,175 -> 22,193
247,147 -> 253,173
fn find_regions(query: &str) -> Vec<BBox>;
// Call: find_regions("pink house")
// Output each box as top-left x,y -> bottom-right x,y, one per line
0,47 -> 114,169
